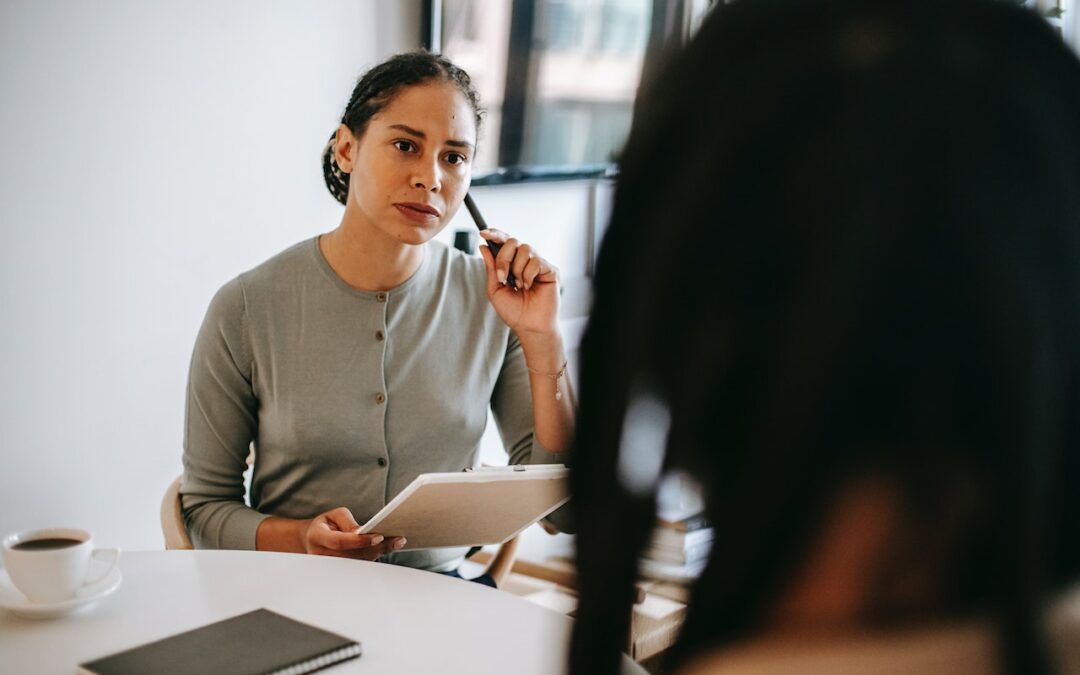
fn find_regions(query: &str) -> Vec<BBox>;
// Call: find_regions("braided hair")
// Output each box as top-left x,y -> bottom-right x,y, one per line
322,51 -> 483,206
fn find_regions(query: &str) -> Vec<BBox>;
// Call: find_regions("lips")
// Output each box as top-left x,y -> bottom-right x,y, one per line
393,202 -> 441,223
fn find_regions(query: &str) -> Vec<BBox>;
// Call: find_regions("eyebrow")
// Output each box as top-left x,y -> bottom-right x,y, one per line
389,123 -> 474,150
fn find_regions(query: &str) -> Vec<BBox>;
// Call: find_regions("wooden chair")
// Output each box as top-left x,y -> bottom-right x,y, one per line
159,475 -> 520,586
161,475 -> 193,550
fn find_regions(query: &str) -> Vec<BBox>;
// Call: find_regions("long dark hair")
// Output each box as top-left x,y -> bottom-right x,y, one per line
569,0 -> 1080,673
321,50 -> 483,205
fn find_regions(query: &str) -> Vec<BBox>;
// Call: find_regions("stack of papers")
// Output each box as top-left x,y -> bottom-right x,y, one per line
640,512 -> 713,582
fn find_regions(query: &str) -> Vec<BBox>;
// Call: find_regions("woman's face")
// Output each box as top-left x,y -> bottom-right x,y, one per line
337,80 -> 476,245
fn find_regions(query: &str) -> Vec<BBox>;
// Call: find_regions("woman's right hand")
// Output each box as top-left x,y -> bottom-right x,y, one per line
302,507 -> 406,560
256,507 -> 406,558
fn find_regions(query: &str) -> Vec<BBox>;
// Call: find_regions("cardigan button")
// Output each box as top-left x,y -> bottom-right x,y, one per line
375,330 -> 385,341
375,392 -> 386,404
375,292 -> 387,302
377,457 -> 388,467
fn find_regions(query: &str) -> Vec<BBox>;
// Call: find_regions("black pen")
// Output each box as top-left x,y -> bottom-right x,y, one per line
464,193 -> 517,288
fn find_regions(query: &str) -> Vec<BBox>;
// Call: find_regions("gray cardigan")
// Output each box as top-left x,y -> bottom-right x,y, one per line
181,238 -> 564,571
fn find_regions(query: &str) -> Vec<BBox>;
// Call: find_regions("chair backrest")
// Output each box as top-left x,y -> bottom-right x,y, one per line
161,475 -> 194,550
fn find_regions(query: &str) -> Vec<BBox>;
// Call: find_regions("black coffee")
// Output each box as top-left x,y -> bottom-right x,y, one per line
10,537 -> 82,551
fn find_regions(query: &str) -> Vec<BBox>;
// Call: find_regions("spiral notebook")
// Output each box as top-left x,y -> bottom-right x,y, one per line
77,608 -> 361,675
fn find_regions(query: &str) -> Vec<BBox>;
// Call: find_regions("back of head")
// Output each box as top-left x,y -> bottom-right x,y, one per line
570,0 -> 1080,673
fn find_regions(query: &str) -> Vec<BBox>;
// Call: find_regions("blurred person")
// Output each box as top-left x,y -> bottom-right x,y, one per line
569,0 -> 1080,672
181,51 -> 574,580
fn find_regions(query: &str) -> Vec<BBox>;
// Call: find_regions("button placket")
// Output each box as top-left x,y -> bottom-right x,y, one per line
374,289 -> 391,503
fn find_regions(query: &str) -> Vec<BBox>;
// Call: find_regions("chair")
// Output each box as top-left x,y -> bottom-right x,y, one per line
159,475 -> 520,585
161,475 -> 193,550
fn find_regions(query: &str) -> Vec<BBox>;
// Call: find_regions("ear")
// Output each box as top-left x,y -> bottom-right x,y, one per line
335,124 -> 357,173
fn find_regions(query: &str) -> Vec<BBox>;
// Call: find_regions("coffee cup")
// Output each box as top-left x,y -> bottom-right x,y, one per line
1,527 -> 120,603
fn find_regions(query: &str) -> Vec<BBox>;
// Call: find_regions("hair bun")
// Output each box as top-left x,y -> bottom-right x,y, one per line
321,132 -> 349,206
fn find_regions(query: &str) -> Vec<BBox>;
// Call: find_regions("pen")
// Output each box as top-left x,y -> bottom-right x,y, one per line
464,193 -> 517,288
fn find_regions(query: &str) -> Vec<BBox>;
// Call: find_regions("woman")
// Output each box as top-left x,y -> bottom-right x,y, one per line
181,52 -> 574,575
570,0 -> 1080,673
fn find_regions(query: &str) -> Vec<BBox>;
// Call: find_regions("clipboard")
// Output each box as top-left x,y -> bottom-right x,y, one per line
358,464 -> 570,550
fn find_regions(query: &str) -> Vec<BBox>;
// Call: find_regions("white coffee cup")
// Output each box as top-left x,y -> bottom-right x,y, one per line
1,527 -> 120,603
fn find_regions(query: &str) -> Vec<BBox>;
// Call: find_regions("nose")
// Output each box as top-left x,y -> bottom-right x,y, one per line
411,157 -> 441,193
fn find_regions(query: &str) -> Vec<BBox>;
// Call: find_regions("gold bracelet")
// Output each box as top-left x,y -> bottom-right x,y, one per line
526,361 -> 568,401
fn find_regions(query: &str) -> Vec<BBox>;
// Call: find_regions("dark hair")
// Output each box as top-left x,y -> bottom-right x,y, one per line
569,0 -> 1080,673
321,50 -> 483,205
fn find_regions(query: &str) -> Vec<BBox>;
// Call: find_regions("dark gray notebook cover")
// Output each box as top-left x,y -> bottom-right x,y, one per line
78,608 -> 361,675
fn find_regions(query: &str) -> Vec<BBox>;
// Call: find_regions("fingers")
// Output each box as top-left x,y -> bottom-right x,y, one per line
310,528 -> 408,560
351,535 -> 407,559
307,507 -> 408,560
512,249 -> 557,291
480,230 -> 519,287
521,256 -> 557,290
479,244 -> 501,296
310,518 -> 380,551
510,243 -> 533,286
478,228 -> 508,245
316,532 -> 382,554
478,229 -> 556,291
323,507 -> 361,533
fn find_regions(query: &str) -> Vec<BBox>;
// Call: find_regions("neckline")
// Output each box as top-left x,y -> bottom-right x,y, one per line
309,236 -> 431,300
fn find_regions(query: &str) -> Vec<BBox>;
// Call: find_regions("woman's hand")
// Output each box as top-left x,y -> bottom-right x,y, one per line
479,229 -> 560,337
301,507 -> 406,560
477,229 -> 574,453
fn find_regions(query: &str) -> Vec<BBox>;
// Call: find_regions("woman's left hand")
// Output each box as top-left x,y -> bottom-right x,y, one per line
479,229 -> 560,337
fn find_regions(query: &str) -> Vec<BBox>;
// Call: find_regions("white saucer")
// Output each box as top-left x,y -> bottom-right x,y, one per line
0,567 -> 122,619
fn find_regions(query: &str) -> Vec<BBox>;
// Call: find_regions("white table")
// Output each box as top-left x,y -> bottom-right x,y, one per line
0,550 -> 646,674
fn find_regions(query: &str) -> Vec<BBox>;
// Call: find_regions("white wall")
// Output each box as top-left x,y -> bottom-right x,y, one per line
0,1 -> 597,558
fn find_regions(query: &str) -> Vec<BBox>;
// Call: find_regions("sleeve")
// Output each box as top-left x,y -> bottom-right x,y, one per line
490,330 -> 576,533
179,277 -> 269,549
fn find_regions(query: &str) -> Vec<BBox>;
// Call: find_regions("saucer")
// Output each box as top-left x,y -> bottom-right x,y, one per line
0,567 -> 122,619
